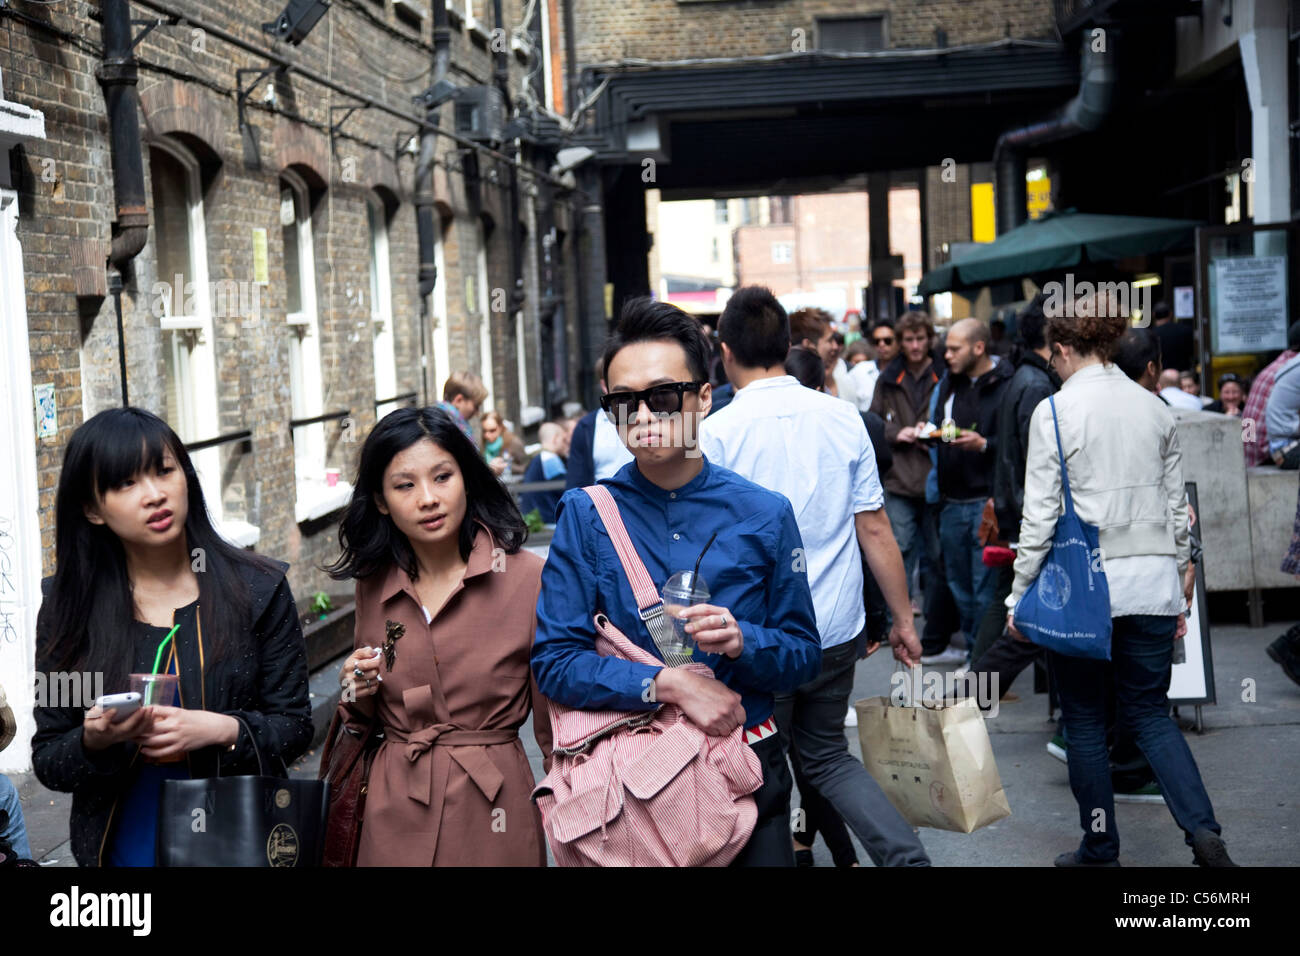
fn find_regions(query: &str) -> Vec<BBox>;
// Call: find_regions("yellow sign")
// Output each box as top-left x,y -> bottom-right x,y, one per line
251,228 -> 269,284
604,282 -> 614,319
1027,176 -> 1053,220
970,183 -> 995,243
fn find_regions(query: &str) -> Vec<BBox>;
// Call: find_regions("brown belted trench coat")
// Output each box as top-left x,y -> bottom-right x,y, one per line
350,523 -> 552,866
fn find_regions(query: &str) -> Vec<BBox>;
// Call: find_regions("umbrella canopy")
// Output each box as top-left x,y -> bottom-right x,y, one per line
917,210 -> 1203,295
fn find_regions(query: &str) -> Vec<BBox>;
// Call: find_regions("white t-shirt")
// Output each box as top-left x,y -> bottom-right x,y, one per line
848,361 -> 881,411
1160,387 -> 1203,411
699,375 -> 884,649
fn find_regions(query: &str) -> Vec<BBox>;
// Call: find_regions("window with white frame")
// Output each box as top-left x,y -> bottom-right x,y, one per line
429,220 -> 450,408
475,220 -> 495,412
772,241 -> 794,264
539,0 -> 558,111
281,171 -> 345,522
369,195 -> 399,419
149,141 -> 224,527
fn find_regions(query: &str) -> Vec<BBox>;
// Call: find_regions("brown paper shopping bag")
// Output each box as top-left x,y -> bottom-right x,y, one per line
854,686 -> 1011,834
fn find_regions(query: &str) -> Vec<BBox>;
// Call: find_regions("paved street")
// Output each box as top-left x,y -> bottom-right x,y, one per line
12,616 -> 1297,867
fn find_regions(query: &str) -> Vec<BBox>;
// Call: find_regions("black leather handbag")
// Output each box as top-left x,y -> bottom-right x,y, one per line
157,715 -> 329,867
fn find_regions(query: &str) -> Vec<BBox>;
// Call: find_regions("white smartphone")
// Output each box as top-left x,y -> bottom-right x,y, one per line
93,692 -> 142,723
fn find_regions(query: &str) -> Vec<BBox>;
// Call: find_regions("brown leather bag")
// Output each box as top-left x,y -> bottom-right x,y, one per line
318,706 -> 382,867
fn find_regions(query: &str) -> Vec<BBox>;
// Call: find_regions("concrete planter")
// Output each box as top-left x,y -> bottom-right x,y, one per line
302,600 -> 356,672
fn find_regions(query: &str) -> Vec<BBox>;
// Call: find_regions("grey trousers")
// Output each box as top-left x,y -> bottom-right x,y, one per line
774,639 -> 932,867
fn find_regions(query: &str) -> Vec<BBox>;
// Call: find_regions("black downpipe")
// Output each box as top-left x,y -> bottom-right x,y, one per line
100,0 -> 150,405
993,32 -> 1117,233
415,2 -> 452,406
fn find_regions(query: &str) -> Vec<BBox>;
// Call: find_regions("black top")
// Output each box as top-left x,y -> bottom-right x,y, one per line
935,358 -> 1015,501
993,352 -> 1060,542
31,560 -> 313,867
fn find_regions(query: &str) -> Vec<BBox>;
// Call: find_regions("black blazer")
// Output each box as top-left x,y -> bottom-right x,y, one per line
31,560 -> 313,867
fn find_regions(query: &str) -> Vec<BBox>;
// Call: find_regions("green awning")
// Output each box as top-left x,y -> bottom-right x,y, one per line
917,210 -> 1203,295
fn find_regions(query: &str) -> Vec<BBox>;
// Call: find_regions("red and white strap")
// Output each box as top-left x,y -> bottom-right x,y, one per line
584,484 -> 661,613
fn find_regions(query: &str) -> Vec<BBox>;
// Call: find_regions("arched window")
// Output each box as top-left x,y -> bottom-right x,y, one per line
369,193 -> 398,418
281,169 -> 327,518
429,217 -> 450,408
149,139 -> 223,522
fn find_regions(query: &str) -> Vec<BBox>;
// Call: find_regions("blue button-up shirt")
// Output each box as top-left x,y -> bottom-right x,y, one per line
532,457 -> 821,728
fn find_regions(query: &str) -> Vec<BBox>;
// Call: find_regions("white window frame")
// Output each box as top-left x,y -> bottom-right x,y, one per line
540,0 -> 556,111
475,220 -> 495,411
369,195 -> 399,419
430,221 -> 450,409
772,241 -> 793,264
151,139 -> 223,526
281,170 -> 337,522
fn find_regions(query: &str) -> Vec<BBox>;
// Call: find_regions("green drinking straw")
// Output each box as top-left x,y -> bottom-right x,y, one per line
151,624 -> 181,676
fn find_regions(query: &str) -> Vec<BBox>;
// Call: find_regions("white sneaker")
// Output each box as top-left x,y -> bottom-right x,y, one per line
844,706 -> 858,728
920,646 -> 968,666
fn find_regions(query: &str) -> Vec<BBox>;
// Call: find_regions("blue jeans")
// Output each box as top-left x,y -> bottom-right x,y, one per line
0,773 -> 32,860
883,493 -> 925,598
1050,615 -> 1221,862
939,498 -> 996,645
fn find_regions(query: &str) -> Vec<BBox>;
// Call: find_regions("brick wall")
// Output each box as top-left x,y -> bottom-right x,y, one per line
569,0 -> 1056,65
5,0 -> 575,605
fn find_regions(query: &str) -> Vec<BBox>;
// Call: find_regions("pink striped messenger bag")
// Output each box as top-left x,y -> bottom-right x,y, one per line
530,485 -> 763,867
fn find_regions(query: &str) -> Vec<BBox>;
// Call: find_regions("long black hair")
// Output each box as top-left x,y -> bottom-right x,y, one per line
324,406 -> 527,582
43,407 -> 277,689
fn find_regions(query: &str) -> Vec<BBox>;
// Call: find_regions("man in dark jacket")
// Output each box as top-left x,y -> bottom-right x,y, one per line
868,312 -> 942,612
976,296 -> 1060,665
934,318 -> 1014,659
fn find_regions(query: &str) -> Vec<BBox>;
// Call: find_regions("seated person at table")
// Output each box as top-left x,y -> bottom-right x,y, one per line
520,422 -> 569,524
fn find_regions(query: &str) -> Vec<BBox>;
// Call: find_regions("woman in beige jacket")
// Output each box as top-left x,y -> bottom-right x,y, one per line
327,406 -> 551,866
1006,292 -> 1235,868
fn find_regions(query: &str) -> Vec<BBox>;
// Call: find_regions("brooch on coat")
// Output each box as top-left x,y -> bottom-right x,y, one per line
382,619 -> 405,672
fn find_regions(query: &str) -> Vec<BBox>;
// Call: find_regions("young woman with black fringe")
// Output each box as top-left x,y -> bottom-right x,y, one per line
31,407 -> 313,867
327,406 -> 551,866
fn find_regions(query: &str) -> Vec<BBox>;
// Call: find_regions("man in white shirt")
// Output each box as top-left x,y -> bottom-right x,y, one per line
700,286 -> 930,867
1158,369 -> 1203,411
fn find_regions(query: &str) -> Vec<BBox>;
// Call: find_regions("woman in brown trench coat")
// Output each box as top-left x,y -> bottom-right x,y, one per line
326,406 -> 552,866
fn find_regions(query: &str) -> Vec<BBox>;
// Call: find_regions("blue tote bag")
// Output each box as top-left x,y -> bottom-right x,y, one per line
1013,396 -> 1112,660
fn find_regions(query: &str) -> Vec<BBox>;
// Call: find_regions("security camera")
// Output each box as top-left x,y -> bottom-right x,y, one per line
550,146 -> 595,178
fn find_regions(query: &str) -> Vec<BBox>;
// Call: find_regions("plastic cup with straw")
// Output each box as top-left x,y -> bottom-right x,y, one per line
663,531 -> 718,657
131,624 -> 181,707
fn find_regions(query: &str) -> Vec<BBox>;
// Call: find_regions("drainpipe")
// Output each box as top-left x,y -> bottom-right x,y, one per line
415,1 -> 452,405
99,0 -> 150,405
992,32 -> 1117,233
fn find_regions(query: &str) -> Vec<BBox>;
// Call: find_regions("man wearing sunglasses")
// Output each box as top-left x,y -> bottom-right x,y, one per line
533,297 -> 822,867
849,319 -> 900,412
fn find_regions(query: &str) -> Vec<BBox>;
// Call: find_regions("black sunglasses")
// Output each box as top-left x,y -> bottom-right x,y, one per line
600,381 -> 707,419
872,336 -> 895,345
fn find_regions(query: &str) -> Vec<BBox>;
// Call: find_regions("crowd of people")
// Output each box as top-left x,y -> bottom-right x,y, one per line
12,280 -> 1300,869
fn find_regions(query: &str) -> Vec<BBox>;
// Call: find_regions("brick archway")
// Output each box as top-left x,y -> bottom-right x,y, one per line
139,80 -> 226,153
273,118 -> 329,188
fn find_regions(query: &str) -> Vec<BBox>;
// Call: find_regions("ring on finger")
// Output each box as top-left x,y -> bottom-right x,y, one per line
353,665 -> 364,677
366,677 -> 373,688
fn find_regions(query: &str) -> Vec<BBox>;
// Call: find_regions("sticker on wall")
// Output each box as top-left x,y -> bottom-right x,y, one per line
252,228 -> 269,284
34,383 -> 56,439
465,276 -> 477,314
